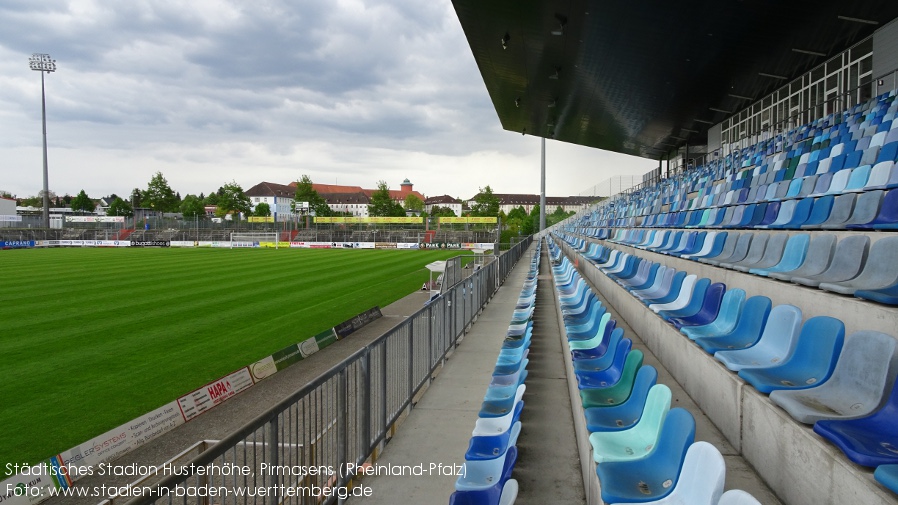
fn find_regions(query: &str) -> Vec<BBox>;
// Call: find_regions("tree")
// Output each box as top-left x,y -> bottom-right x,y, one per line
71,190 -> 94,213
404,194 -> 424,214
143,172 -> 179,213
368,180 -> 393,216
203,191 -> 219,206
130,188 -> 142,208
470,185 -> 500,217
215,181 -> 252,219
254,202 -> 271,217
292,175 -> 331,217
430,205 -> 457,218
180,194 -> 205,219
0,190 -> 13,199
107,197 -> 133,217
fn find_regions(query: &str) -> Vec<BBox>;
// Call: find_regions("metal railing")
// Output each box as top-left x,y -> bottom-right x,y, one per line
122,236 -> 532,505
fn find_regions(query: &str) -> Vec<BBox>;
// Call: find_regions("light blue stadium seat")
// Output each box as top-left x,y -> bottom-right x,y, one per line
585,365 -> 658,432
749,233 -> 810,276
714,304 -> 802,371
737,316 -> 845,394
681,288 -> 746,340
768,234 -> 835,282
717,490 -> 763,505
799,195 -> 835,228
589,384 -> 672,463
596,408 -> 696,504
874,465 -> 898,496
465,421 -> 521,460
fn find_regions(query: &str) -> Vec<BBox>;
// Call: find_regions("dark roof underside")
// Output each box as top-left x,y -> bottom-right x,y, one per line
451,0 -> 898,160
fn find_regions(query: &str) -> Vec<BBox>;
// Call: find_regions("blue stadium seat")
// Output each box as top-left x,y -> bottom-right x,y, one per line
595,408 -> 696,504
620,441 -> 727,505
737,316 -> 845,394
770,331 -> 898,424
585,365 -> 658,432
681,288 -> 746,340
669,283 -> 727,329
580,350 -> 644,408
455,446 -> 518,491
577,338 -> 633,389
749,233 -> 810,276
814,380 -> 898,467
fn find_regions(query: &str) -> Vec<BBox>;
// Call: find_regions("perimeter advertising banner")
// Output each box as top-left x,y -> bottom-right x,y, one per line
65,216 -> 126,223
129,240 -> 170,247
36,240 -> 129,247
247,216 -> 275,223
0,241 -> 35,248
314,216 -> 423,224
0,215 -> 22,222
438,217 -> 498,224
176,368 -> 255,422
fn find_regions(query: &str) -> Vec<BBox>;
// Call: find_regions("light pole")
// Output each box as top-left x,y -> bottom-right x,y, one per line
29,53 -> 56,229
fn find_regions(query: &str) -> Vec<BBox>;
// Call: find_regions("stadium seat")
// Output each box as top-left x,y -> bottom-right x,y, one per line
611,441 -> 727,505
465,421 -> 521,460
839,189 -> 885,228
480,385 -> 526,418
799,195 -> 835,228
769,331 -> 898,424
455,446 -> 518,491
580,351 -> 644,408
814,380 -> 898,467
577,339 -> 634,389
700,233 -> 749,266
640,271 -> 688,306
595,408 -> 696,504
717,490 -> 763,505
818,236 -> 898,295
569,314 -> 613,350
874,465 -> 898,496
588,384 -> 672,463
732,232 -> 787,273
748,233 -> 809,276
791,235 -> 870,288
720,233 -> 769,270
855,280 -> 898,305
668,282 -> 726,329
449,479 -> 518,505
572,326 -> 621,360
860,187 -> 898,229
574,334 -> 629,376
768,234 -> 836,282
585,365 -> 658,432
714,304 -> 802,371
737,316 -> 845,394
680,288 -> 746,340
566,308 -> 609,340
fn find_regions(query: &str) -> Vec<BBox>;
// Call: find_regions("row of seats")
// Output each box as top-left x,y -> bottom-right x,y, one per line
557,233 -> 898,496
580,91 -> 898,230
546,237 -> 763,505
448,243 -> 544,505
592,228 -> 898,305
637,186 -> 898,231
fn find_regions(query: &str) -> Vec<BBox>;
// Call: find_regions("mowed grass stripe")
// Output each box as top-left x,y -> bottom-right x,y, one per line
0,247 -> 456,474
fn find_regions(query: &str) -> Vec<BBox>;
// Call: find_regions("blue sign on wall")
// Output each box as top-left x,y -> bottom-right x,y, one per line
0,241 -> 36,249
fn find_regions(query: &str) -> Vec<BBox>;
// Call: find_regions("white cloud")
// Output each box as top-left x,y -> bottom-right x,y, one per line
0,0 -> 651,201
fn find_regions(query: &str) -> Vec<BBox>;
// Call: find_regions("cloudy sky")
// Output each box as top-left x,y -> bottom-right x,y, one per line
0,0 -> 652,202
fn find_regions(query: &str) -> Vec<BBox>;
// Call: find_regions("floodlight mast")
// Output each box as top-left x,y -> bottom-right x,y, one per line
29,53 -> 56,229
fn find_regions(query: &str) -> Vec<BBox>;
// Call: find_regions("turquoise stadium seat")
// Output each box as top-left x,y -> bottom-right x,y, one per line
588,384 -> 672,463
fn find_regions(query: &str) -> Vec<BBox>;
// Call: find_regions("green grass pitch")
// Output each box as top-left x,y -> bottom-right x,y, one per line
0,247 -> 458,476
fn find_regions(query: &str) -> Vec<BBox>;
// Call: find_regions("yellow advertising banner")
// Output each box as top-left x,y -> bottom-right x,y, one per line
314,216 -> 423,224
248,216 -> 275,223
438,217 -> 498,224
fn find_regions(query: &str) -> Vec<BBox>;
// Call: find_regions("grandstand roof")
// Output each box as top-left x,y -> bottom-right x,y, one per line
451,0 -> 898,159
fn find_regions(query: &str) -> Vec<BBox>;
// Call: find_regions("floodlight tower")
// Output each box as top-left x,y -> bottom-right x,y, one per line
29,53 -> 56,229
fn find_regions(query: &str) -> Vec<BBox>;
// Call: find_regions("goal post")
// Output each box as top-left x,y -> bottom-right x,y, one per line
229,232 -> 281,249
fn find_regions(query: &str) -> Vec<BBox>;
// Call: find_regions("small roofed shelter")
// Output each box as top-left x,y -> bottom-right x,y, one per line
425,260 -> 447,291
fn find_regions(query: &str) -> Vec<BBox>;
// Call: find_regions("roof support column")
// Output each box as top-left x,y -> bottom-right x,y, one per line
540,137 -> 546,232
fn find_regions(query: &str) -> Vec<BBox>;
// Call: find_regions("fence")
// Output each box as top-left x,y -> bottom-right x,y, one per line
121,236 -> 532,505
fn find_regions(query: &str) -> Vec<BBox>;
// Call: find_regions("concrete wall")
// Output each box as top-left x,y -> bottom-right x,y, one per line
556,236 -> 898,505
